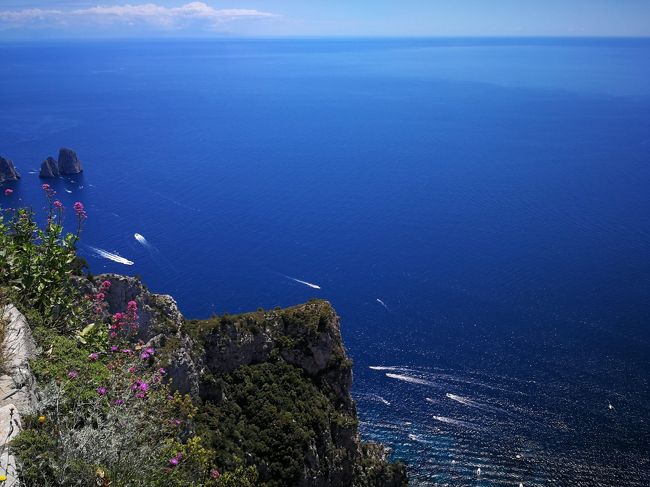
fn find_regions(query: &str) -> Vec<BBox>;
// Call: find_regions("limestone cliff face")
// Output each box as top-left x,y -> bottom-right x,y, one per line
0,156 -> 20,183
79,274 -> 407,486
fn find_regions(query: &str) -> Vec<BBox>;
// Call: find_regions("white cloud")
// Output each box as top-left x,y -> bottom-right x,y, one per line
0,8 -> 63,22
0,2 -> 277,28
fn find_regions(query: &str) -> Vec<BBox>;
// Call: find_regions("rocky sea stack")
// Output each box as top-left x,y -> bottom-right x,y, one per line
0,156 -> 20,182
39,156 -> 60,178
40,148 -> 83,178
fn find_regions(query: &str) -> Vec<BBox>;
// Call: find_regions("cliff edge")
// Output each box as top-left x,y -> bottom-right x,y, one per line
75,274 -> 407,487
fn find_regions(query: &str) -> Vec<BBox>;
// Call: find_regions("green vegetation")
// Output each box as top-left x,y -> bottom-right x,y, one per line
197,361 -> 341,487
1,187 -> 407,486
0,190 -> 225,486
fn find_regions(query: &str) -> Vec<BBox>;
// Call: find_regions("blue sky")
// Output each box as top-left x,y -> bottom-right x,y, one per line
1,1 -> 649,38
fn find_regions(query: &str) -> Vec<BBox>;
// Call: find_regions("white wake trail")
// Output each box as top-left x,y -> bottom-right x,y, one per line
432,415 -> 483,431
134,233 -> 151,248
89,246 -> 134,266
376,298 -> 390,310
285,275 -> 321,290
386,373 -> 442,389
446,393 -> 479,407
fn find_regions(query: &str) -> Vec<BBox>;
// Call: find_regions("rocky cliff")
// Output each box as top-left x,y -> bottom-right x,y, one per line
78,274 -> 407,487
0,156 -> 20,183
39,156 -> 59,178
39,148 -> 83,178
57,148 -> 83,175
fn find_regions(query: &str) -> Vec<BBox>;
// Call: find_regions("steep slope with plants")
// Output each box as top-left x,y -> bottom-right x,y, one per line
0,184 -> 407,486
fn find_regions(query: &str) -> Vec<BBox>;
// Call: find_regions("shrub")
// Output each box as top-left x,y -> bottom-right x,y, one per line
0,185 -> 86,331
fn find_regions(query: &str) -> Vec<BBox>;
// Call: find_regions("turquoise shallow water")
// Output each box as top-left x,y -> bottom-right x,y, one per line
1,38 -> 650,485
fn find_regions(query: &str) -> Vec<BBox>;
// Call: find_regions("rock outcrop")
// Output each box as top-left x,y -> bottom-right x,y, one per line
57,148 -> 83,175
0,305 -> 39,486
0,305 -> 38,414
39,156 -> 59,178
0,156 -> 20,183
75,274 -> 203,398
77,274 -> 408,486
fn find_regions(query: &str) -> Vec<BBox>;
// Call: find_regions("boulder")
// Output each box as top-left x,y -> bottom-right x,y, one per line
57,147 -> 83,175
39,156 -> 60,178
0,156 -> 20,183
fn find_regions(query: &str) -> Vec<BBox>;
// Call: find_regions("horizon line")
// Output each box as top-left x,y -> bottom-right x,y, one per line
2,34 -> 650,43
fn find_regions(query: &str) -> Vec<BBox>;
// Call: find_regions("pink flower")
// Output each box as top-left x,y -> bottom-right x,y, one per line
139,382 -> 149,392
128,366 -> 136,373
113,399 -> 124,406
110,345 -> 118,353
96,387 -> 107,396
159,368 -> 166,375
53,200 -> 63,209
135,392 -> 146,399
95,292 -> 105,302
73,201 -> 87,219
140,352 -> 150,360
210,469 -> 221,480
169,457 -> 179,467
88,353 -> 99,361
127,300 -> 138,311
41,184 -> 50,191
4,189 -> 13,197
101,280 -> 112,289
121,349 -> 132,355
67,370 -> 79,379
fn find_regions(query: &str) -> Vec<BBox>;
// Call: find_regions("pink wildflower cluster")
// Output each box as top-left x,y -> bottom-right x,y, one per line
110,299 -> 139,339
73,201 -> 87,220
4,189 -> 13,197
89,279 -> 111,315
131,378 -> 150,399
41,183 -> 55,197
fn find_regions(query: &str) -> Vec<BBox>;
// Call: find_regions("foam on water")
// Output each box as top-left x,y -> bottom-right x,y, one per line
284,275 -> 321,290
88,246 -> 134,266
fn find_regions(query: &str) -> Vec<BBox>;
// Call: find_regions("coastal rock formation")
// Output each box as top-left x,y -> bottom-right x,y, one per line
39,156 -> 60,178
192,301 -> 407,486
0,156 -> 20,183
0,305 -> 39,486
57,148 -> 83,175
78,274 -> 408,486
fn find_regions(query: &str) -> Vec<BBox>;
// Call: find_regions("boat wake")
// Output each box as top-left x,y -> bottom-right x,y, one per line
376,298 -> 390,311
386,373 -> 441,389
432,415 -> 484,431
88,246 -> 134,266
133,233 -> 177,272
284,275 -> 321,290
134,233 -> 151,248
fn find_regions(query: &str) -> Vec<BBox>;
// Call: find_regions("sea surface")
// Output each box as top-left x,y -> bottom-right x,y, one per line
1,38 -> 650,486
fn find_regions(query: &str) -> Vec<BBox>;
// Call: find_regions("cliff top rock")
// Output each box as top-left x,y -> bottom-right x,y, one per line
0,156 -> 20,183
57,147 -> 83,175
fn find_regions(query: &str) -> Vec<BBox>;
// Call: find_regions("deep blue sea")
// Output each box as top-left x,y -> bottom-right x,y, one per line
1,38 -> 650,486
